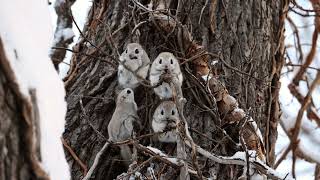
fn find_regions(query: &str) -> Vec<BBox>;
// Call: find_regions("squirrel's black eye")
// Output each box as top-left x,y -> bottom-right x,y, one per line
135,49 -> 139,54
170,59 -> 173,64
171,110 -> 175,115
160,110 -> 164,115
126,89 -> 131,94
159,58 -> 162,64
125,49 -> 128,53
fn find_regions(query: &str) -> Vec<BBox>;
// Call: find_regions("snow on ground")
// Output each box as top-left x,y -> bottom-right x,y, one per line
275,0 -> 320,179
0,0 -> 70,179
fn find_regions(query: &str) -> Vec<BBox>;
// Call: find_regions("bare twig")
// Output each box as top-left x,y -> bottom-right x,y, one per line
79,98 -> 107,140
51,46 -> 117,67
61,137 -> 88,176
285,63 -> 320,71
292,29 -> 318,85
198,0 -> 209,25
169,78 -> 202,179
82,141 -> 110,180
286,16 -> 304,63
70,11 -> 104,54
184,140 -> 290,180
288,71 -> 320,178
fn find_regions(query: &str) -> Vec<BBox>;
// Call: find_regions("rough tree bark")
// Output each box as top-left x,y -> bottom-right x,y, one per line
63,0 -> 285,179
0,38 -> 49,180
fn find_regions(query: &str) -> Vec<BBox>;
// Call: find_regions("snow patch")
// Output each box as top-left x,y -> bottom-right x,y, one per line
248,118 -> 264,146
49,0 -> 92,78
230,151 -> 259,162
53,27 -> 74,44
211,60 -> 218,66
201,74 -> 212,81
0,0 -> 70,179
147,146 -> 179,164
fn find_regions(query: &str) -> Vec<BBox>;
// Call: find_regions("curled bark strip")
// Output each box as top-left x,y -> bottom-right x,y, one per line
208,77 -> 266,162
209,0 -> 218,34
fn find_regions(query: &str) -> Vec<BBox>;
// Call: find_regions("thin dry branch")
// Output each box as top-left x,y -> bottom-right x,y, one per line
283,2 -> 320,177
81,130 -> 177,180
82,141 -> 110,180
288,71 -> 320,178
184,141 -> 290,180
61,137 -> 88,176
281,3 -> 320,176
293,0 -> 320,85
275,120 -> 320,168
292,29 -> 318,85
288,82 -> 320,126
287,16 -> 304,63
79,98 -> 107,140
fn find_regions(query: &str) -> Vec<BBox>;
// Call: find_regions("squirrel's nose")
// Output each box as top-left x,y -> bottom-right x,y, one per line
129,54 -> 137,59
166,118 -> 174,123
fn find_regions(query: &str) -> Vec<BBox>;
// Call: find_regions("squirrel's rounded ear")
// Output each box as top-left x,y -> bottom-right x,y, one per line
160,109 -> 164,115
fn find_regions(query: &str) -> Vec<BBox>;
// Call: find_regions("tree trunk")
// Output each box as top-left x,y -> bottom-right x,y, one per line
63,0 -> 285,179
0,38 -> 49,180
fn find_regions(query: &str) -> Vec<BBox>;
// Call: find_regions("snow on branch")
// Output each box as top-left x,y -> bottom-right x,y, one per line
50,0 -> 76,70
184,140 -> 290,180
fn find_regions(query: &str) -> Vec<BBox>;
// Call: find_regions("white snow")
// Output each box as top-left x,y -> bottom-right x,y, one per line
147,146 -> 180,164
229,150 -> 258,161
53,27 -> 75,44
229,151 -> 290,180
201,74 -> 212,81
0,0 -> 70,179
211,60 -> 218,66
49,0 -> 92,78
248,118 -> 264,148
233,107 -> 244,113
